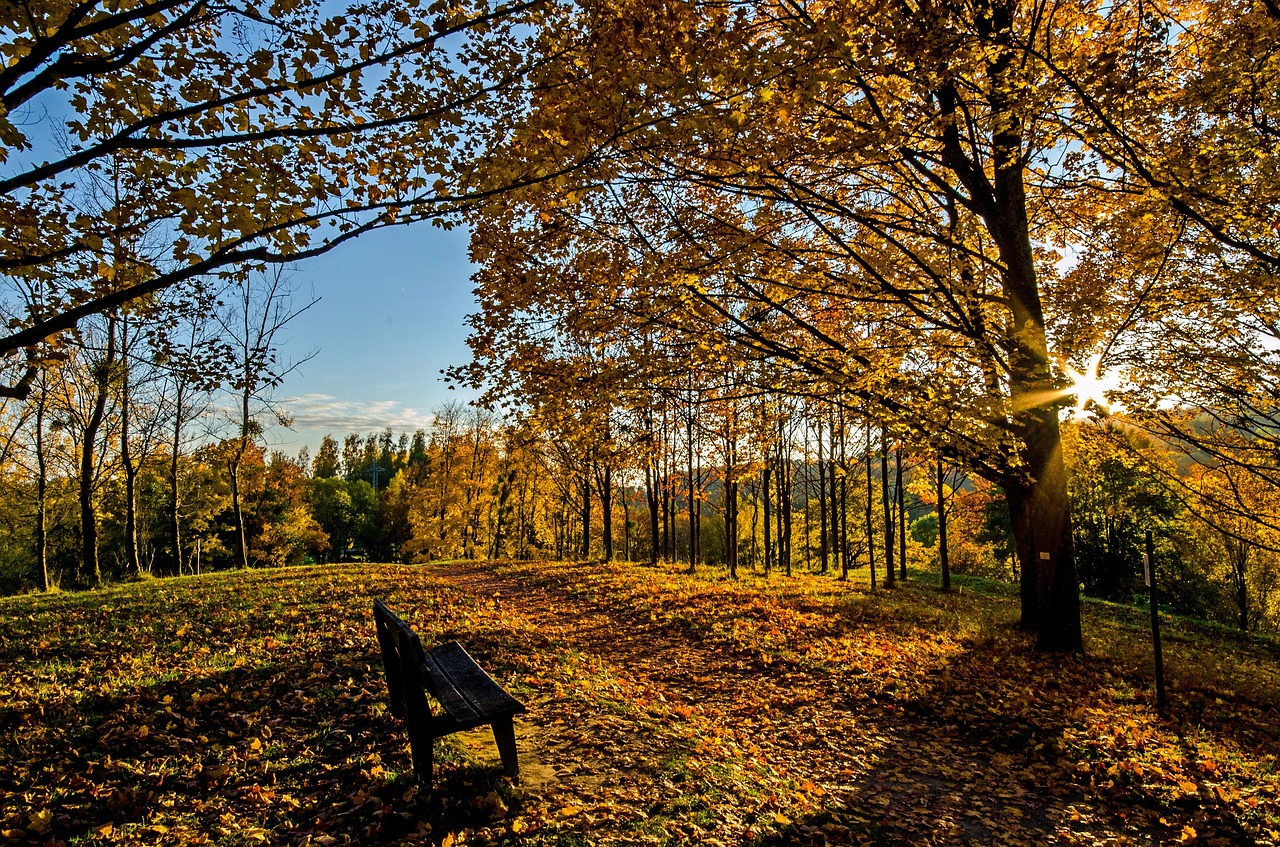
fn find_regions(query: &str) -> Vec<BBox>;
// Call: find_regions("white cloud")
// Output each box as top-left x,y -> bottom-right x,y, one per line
282,393 -> 439,437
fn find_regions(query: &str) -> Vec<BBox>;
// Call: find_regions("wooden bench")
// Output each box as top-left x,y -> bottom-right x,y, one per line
372,599 -> 525,790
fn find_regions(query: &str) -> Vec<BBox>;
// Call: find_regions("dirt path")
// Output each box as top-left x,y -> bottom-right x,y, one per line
427,562 -> 1158,846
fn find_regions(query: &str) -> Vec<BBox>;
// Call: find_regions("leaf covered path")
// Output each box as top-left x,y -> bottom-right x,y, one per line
424,561 -> 1269,846
1,560 -> 1277,846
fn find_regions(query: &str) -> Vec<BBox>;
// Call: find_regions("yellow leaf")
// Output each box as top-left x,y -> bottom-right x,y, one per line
772,812 -> 792,825
1180,824 -> 1197,842
28,809 -> 52,834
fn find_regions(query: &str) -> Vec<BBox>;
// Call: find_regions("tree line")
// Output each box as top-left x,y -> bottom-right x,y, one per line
5,0 -> 1280,651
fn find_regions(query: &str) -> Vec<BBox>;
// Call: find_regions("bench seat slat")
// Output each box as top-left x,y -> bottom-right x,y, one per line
424,641 -> 525,724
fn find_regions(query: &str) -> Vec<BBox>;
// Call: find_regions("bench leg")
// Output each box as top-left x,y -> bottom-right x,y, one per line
492,716 -> 519,778
406,715 -> 435,790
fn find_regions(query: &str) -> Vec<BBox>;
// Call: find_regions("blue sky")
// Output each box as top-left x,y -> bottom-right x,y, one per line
268,222 -> 482,455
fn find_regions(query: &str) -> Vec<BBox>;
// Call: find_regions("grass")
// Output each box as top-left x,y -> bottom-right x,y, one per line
1,559 -> 1277,846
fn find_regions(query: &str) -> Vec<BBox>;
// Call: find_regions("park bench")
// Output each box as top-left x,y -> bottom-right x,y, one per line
372,598 -> 525,790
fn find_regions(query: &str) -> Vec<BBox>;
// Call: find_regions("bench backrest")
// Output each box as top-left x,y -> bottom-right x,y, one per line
373,598 -> 421,719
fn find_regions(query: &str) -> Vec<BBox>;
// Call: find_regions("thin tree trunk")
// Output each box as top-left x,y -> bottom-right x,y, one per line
897,442 -> 907,581
169,380 -> 185,576
614,478 -> 624,562
778,418 -> 792,576
34,375 -> 49,591
601,462 -> 614,562
817,420 -> 828,574
938,456 -> 951,592
881,425 -> 895,588
646,455 -> 660,565
866,420 -> 876,589
686,406 -> 696,572
580,469 -> 591,559
80,312 -> 117,587
120,314 -> 141,578
762,458 -> 773,576
829,412 -> 841,576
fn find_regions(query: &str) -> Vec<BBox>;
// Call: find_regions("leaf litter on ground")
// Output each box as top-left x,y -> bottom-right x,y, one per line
0,559 -> 1276,846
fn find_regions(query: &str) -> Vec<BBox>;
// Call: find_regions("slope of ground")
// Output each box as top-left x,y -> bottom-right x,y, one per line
0,560 -> 1277,846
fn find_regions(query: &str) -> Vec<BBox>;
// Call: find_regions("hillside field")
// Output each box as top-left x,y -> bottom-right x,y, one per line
2,560 -> 1278,846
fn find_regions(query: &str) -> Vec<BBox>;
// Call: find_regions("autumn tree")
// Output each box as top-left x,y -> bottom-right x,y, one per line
211,268 -> 315,569
0,0 -> 557,397
461,0 -> 1280,649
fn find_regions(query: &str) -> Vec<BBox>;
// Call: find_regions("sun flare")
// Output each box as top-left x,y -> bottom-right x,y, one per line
1064,353 -> 1122,413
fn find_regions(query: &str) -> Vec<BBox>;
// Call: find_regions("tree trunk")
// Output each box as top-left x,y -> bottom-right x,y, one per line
829,413 -> 841,575
169,380 -> 185,575
580,469 -> 591,559
817,420 -> 828,574
938,456 -> 951,592
778,419 -> 792,576
726,435 -> 738,579
646,456 -> 660,565
686,408 -> 697,572
619,473 -> 630,561
601,463 -> 614,562
80,312 -> 117,587
937,30 -> 1082,648
34,375 -> 49,591
866,420 -> 876,589
897,442 -> 907,581
881,425 -> 895,588
120,314 -> 141,578
762,459 -> 773,576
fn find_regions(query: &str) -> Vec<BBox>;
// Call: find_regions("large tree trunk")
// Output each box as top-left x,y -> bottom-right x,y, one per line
936,22 -> 1083,648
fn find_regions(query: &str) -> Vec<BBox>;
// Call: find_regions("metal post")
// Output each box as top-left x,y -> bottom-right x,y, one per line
1145,530 -> 1168,710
